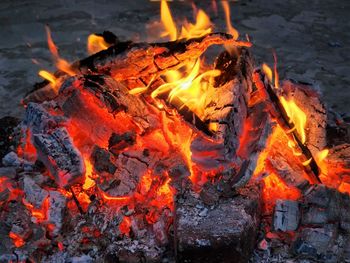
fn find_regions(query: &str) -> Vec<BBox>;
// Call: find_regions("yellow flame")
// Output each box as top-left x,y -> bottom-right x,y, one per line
315,149 -> 329,175
151,59 -> 220,118
179,10 -> 212,39
280,97 -> 307,144
161,0 -> 212,41
83,159 -> 95,190
161,0 -> 178,41
38,70 -> 57,88
262,63 -> 273,82
302,158 -> 312,166
87,34 -> 111,54
287,140 -> 302,156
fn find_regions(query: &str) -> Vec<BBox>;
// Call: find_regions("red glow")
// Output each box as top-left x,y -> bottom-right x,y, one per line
9,232 -> 25,248
119,216 -> 131,236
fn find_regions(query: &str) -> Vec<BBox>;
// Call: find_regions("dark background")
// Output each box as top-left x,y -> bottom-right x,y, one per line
0,0 -> 349,118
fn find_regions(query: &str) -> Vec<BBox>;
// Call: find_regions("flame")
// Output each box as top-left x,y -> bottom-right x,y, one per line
161,0 -> 178,41
262,172 -> 301,212
262,63 -> 273,82
83,159 -> 95,190
161,0 -> 212,41
43,25 -> 76,76
38,70 -> 58,90
273,51 -> 279,88
315,148 -> 329,175
152,59 -> 220,118
87,34 -> 111,54
221,1 -> 239,40
279,97 -> 307,144
179,9 -> 212,39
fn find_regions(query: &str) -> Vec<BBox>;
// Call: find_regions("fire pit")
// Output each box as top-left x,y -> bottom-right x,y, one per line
0,1 -> 350,262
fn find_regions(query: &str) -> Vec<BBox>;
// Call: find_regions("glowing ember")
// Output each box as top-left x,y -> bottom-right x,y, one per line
9,232 -> 25,248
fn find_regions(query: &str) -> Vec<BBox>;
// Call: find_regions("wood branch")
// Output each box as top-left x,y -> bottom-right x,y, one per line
24,33 -> 251,104
253,69 -> 322,184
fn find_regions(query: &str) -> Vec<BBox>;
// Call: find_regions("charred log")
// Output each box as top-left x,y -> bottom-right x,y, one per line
24,33 -> 251,104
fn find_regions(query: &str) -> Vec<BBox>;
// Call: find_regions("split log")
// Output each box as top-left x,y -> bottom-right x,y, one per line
24,33 -> 251,104
253,70 -> 326,184
190,49 -> 272,189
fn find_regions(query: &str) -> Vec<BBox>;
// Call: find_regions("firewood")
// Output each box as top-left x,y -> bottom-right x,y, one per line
253,69 -> 322,184
24,33 -> 252,104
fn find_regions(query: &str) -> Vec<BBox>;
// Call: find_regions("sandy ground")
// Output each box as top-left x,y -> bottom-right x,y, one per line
0,0 -> 349,118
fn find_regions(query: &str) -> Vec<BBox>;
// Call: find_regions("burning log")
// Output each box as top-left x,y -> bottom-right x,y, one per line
24,33 -> 251,104
253,70 -> 324,184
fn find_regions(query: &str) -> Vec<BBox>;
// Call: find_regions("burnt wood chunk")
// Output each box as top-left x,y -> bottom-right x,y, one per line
108,132 -> 136,154
273,199 -> 300,232
175,183 -> 261,263
33,127 -> 85,188
24,103 -> 85,188
91,146 -> 117,174
22,176 -> 48,209
293,224 -> 338,260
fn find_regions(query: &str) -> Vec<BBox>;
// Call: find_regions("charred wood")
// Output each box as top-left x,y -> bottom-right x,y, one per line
24,33 -> 251,104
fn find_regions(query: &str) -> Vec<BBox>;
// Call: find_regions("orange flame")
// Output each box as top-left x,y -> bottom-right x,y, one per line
315,148 -> 329,175
221,1 -> 239,40
44,25 -> 76,76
